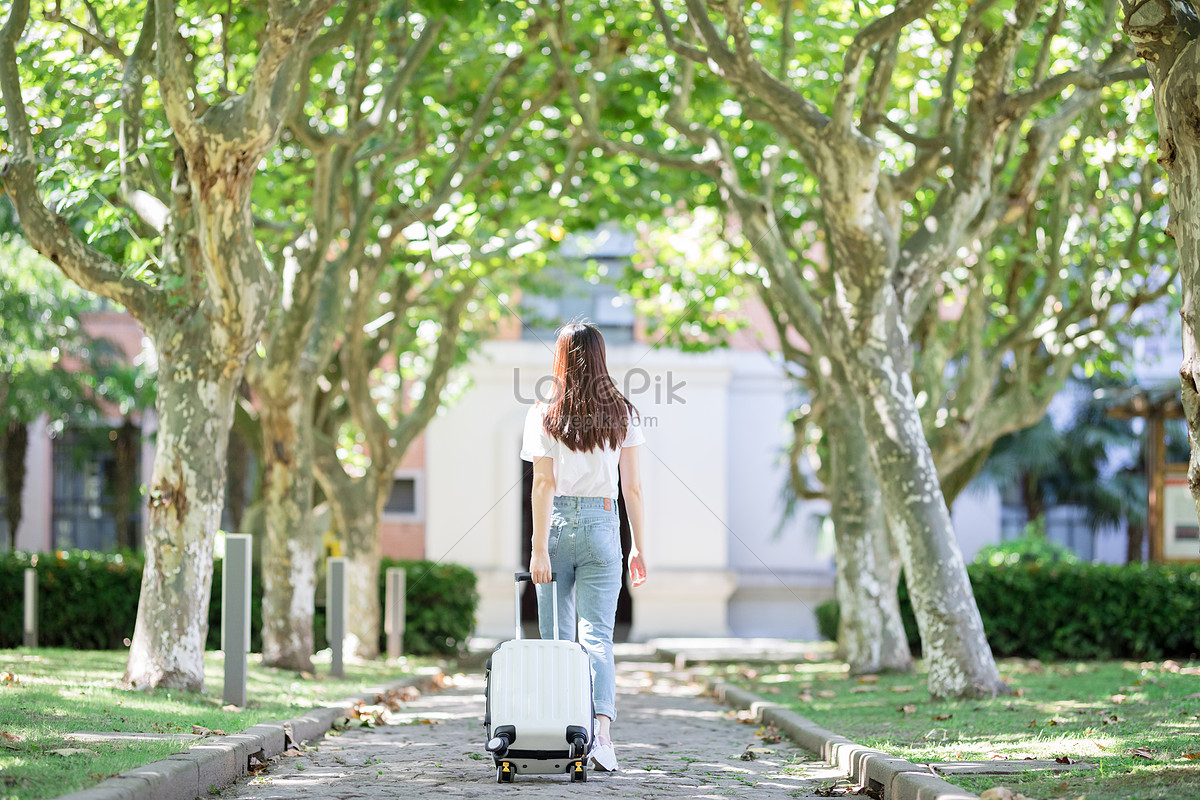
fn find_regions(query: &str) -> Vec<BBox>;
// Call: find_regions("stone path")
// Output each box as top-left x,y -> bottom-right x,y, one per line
217,661 -> 845,799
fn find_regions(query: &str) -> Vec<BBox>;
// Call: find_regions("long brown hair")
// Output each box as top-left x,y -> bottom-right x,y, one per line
542,322 -> 639,452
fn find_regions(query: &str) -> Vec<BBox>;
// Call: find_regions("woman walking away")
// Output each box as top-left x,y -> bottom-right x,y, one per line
520,321 -> 647,773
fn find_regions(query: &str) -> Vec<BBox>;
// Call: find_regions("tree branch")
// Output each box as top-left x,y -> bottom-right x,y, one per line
832,0 -> 937,136
42,9 -> 125,59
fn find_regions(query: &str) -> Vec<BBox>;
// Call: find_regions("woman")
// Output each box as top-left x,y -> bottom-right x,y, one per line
519,321 -> 647,773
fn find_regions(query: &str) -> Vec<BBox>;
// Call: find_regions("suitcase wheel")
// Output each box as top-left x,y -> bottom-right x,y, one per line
497,762 -> 515,783
570,760 -> 587,782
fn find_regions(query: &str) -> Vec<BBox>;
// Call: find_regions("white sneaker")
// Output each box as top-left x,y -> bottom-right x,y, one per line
590,736 -> 618,772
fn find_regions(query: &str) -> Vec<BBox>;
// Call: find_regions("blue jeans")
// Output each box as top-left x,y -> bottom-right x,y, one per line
535,495 -> 622,722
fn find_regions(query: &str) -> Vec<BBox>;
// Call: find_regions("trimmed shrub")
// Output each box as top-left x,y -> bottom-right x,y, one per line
378,558 -> 478,656
0,550 -> 142,649
819,562 -> 1200,660
815,598 -> 839,643
1,550 -> 478,657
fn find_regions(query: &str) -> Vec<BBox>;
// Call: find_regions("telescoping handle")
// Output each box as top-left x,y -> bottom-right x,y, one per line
514,571 -> 558,641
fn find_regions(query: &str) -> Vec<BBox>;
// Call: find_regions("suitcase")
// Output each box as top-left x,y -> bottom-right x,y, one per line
484,571 -> 594,783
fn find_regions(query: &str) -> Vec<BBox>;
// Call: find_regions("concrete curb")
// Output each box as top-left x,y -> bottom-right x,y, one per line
54,668 -> 445,800
710,680 -> 978,800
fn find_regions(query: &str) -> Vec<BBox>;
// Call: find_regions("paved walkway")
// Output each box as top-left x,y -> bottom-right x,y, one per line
217,661 -> 845,799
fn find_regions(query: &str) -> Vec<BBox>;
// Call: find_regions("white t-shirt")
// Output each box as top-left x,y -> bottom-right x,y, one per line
520,401 -> 645,498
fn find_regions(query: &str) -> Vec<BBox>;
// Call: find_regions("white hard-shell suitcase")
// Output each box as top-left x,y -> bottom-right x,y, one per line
484,572 -> 594,783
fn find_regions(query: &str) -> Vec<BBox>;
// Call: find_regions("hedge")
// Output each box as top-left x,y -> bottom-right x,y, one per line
815,561 -> 1200,661
1,550 -> 478,657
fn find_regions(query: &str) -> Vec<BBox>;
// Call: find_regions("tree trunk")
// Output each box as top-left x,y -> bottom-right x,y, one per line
3,420 -> 27,550
827,387 -> 912,674
226,422 -> 249,533
258,393 -> 319,671
112,417 -> 139,551
1126,521 -> 1145,564
124,332 -> 239,690
1122,9 -> 1200,516
326,477 -> 384,660
840,303 -> 1009,699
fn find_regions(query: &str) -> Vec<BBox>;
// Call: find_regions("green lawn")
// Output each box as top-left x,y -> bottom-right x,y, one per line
729,657 -> 1200,800
0,648 -> 432,800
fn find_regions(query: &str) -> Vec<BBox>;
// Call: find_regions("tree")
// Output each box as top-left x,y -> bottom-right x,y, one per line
548,0 -> 1163,695
0,0 -> 340,689
241,3 -> 563,664
1121,3 -> 1200,517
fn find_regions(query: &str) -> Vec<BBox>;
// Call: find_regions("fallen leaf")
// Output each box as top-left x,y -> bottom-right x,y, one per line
1028,720 -> 1038,728
798,690 -> 813,702
50,748 -> 97,757
932,714 -> 953,721
222,704 -> 242,712
817,690 -> 837,699
0,731 -> 18,742
756,725 -> 783,744
849,686 -> 878,694
856,674 -> 880,684
1183,752 -> 1200,760
1013,687 -> 1027,697
745,746 -> 775,754
899,704 -> 917,714
1055,756 -> 1077,764
1131,748 -> 1156,760
191,725 -> 227,736
282,748 -> 302,757
980,787 -> 1015,800
987,753 -> 1010,760
889,686 -> 914,693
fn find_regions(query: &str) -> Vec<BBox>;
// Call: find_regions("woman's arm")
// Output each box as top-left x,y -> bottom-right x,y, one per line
529,456 -> 556,584
618,445 -> 647,586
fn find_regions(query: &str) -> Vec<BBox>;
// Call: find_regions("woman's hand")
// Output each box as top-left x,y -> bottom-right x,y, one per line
530,549 -> 552,584
628,549 -> 647,587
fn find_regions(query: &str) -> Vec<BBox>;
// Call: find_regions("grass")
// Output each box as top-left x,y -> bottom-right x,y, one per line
726,656 -> 1200,800
0,648 -> 435,800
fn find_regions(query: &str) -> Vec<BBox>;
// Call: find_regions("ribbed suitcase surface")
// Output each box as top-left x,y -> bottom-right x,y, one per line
489,638 -> 593,753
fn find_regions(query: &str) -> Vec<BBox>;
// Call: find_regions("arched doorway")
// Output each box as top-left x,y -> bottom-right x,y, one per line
519,458 -> 633,640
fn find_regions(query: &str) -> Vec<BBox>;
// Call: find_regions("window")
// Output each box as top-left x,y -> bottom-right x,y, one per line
383,471 -> 422,521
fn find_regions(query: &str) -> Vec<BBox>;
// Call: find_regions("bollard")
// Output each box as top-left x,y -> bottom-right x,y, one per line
23,568 -> 37,648
384,567 -> 406,660
222,534 -> 253,708
327,557 -> 346,678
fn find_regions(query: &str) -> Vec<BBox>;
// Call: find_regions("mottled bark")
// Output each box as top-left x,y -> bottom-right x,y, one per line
258,394 -> 320,671
1122,4 -> 1200,514
827,390 -> 912,674
126,329 -> 240,689
321,474 -> 386,660
837,299 -> 1007,698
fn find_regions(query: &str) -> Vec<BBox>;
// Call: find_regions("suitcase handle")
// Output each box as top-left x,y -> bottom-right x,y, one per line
513,571 -> 559,641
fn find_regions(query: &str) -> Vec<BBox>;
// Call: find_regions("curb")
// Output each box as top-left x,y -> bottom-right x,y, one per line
53,668 -> 445,800
710,680 -> 978,800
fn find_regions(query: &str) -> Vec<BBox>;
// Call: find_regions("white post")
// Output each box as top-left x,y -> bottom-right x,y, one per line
385,567 -> 405,660
23,568 -> 37,648
222,535 -> 252,708
327,557 -> 346,678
